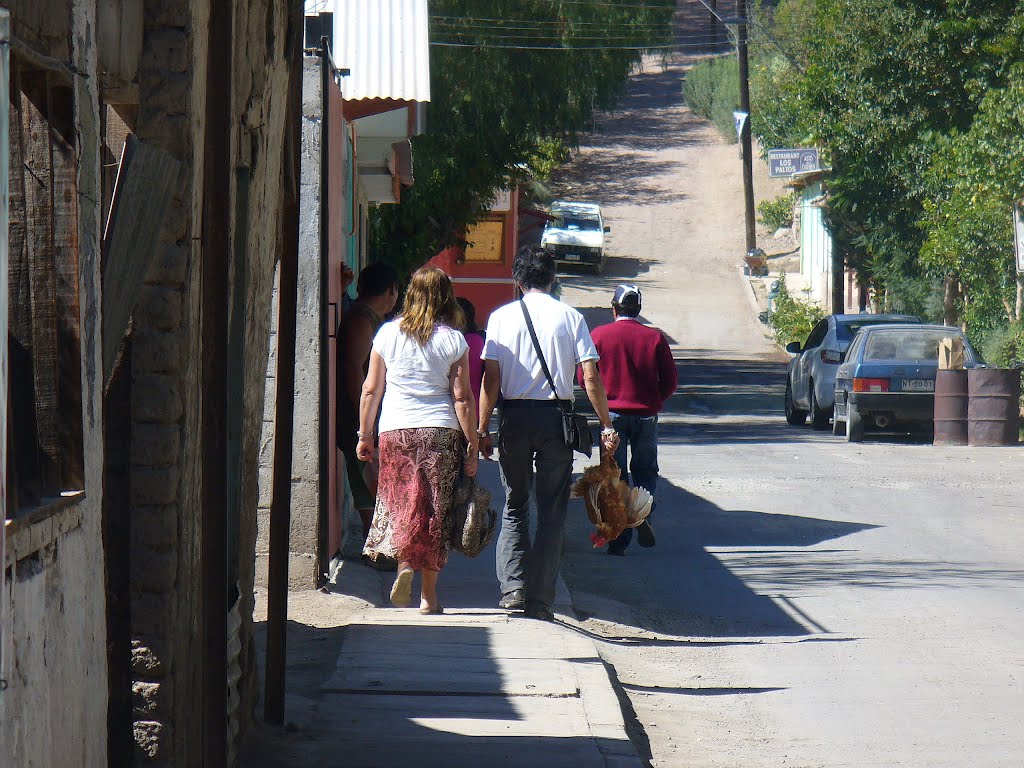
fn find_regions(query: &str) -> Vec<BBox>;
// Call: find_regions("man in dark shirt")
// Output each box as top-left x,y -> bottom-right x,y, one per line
587,285 -> 677,555
338,263 -> 399,563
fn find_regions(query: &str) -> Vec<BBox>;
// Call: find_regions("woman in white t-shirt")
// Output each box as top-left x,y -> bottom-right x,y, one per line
356,266 -> 479,614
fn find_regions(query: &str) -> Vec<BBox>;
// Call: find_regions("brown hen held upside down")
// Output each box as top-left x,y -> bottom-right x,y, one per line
571,452 -> 653,548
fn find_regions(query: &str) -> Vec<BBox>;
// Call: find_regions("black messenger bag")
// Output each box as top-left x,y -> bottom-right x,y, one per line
519,299 -> 594,458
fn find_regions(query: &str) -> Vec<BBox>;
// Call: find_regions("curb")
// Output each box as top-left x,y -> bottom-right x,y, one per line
558,573 -> 646,767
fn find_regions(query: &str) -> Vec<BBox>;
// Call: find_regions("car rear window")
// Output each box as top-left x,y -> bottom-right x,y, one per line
863,330 -> 962,362
837,318 -> 915,343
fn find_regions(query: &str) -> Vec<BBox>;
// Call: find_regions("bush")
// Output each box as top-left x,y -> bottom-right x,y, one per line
758,193 -> 796,230
980,322 -> 1024,368
683,56 -> 740,143
767,273 -> 825,345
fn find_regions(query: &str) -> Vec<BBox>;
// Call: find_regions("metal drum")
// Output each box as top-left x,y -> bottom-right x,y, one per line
967,368 -> 1022,447
933,369 -> 968,446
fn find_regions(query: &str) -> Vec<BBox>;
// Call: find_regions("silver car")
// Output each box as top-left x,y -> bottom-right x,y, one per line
784,313 -> 920,429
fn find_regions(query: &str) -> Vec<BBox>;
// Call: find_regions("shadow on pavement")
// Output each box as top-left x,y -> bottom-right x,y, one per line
562,477 -> 880,639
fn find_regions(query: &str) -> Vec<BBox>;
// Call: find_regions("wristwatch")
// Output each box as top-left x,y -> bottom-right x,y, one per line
477,429 -> 490,439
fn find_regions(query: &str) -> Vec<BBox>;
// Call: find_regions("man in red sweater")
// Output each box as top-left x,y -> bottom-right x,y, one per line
587,285 -> 677,554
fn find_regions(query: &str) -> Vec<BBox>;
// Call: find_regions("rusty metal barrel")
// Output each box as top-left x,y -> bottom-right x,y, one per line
967,368 -> 1022,447
933,369 -> 969,445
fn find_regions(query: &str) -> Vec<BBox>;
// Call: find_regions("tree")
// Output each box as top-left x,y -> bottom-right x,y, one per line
751,0 -> 1021,329
371,0 -> 675,276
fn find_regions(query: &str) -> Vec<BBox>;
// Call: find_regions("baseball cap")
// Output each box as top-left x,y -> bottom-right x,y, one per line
612,284 -> 641,310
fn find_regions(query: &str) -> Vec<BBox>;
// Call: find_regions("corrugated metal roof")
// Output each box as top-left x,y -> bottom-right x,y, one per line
333,0 -> 430,103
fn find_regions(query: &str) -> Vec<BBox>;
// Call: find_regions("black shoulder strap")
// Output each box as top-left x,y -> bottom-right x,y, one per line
519,298 -> 567,410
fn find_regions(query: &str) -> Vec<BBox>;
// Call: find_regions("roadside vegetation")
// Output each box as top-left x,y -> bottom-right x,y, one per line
685,1 -> 1024,355
370,0 -> 675,277
767,274 -> 825,345
681,55 -> 739,142
757,193 -> 796,231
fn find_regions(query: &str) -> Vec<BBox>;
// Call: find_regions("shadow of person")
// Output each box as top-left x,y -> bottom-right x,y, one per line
562,479 -> 879,639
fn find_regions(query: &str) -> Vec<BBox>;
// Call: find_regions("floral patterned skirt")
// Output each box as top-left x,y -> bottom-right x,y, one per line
362,427 -> 462,572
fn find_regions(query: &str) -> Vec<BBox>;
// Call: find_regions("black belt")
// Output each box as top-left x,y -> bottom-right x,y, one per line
501,399 -> 571,409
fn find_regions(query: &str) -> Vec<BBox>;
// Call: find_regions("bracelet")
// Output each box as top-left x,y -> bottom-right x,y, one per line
601,427 -> 617,437
356,430 -> 373,440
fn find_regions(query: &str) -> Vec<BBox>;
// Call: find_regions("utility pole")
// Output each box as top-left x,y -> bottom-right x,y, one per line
736,1 -> 757,254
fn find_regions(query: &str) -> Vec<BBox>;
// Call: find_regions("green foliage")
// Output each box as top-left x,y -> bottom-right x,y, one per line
682,56 -> 740,142
921,66 -> 1024,330
749,0 -> 1024,341
370,0 -> 675,277
767,274 -> 825,345
981,323 -> 1024,368
757,193 -> 796,231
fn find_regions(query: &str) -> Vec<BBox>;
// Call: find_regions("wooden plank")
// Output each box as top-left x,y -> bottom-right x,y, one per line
47,81 -> 83,490
100,133 -> 180,385
1,6 -> 10,681
8,60 -> 38,509
22,71 -> 60,490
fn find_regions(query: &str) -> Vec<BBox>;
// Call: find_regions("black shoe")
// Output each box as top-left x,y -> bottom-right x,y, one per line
362,553 -> 399,572
607,545 -> 626,557
636,520 -> 656,549
498,589 -> 526,611
523,603 -> 554,621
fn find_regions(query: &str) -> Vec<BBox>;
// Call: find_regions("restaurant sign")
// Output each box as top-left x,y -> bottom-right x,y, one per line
768,148 -> 821,178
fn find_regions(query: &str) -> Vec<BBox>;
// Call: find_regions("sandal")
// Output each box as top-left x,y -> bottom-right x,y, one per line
418,604 -> 444,615
389,568 -> 414,607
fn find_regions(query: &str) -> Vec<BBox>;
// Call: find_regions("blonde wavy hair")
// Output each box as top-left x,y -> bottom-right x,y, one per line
399,266 -> 465,345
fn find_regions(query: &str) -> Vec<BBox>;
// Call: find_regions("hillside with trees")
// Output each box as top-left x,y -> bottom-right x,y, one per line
684,1 -> 1024,359
370,0 -> 676,275
749,0 -> 1024,358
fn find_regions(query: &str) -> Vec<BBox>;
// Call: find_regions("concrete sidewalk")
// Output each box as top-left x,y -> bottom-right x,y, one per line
243,462 -> 643,767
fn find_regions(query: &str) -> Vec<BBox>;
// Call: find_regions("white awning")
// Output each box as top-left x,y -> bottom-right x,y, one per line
333,0 -> 430,103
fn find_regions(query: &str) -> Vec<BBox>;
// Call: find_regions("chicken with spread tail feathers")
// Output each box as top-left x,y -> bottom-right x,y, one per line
571,452 -> 653,548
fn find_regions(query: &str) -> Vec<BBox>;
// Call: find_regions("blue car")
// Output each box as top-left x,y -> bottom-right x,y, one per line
832,324 -> 982,442
785,313 -> 919,429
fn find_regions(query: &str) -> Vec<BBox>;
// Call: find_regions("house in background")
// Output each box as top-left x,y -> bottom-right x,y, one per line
788,169 -> 861,313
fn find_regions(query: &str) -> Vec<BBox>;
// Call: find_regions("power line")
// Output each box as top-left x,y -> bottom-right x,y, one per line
431,25 -> 718,40
430,40 -> 724,50
432,30 -> 694,42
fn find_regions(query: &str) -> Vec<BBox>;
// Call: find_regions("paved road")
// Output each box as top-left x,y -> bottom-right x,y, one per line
553,30 -> 1024,768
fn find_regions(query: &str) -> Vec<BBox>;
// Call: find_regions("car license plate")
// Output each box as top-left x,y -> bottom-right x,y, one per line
902,379 -> 934,392
563,253 -> 581,261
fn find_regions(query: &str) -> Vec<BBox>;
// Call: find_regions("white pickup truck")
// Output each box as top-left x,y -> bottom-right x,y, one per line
541,201 -> 609,274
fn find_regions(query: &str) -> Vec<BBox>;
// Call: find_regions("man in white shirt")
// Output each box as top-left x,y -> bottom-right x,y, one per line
478,247 -> 619,621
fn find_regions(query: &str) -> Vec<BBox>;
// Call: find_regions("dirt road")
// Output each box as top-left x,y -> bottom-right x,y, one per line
551,57 -> 786,363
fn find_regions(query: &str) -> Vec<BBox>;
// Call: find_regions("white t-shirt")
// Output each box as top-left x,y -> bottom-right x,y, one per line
373,320 -> 469,433
482,292 -> 598,401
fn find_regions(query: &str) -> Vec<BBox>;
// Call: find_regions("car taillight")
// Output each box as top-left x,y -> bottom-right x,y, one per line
853,377 -> 890,393
820,349 -> 842,364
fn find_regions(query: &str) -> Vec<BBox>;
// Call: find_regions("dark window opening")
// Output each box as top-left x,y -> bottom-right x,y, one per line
6,60 -> 84,518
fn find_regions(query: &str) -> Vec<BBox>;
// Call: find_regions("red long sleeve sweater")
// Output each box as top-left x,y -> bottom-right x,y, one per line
585,318 -> 677,416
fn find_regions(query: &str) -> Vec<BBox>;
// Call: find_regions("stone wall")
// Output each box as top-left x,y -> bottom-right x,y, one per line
0,0 -> 109,765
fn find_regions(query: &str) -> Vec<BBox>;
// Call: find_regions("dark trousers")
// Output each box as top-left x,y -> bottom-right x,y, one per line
495,406 -> 573,609
609,412 -> 659,551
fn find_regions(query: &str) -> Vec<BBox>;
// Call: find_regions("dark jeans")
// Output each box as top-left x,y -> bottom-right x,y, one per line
495,406 -> 574,609
608,412 -> 659,551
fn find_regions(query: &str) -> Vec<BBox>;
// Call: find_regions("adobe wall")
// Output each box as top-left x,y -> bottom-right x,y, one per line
0,1 -> 109,765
